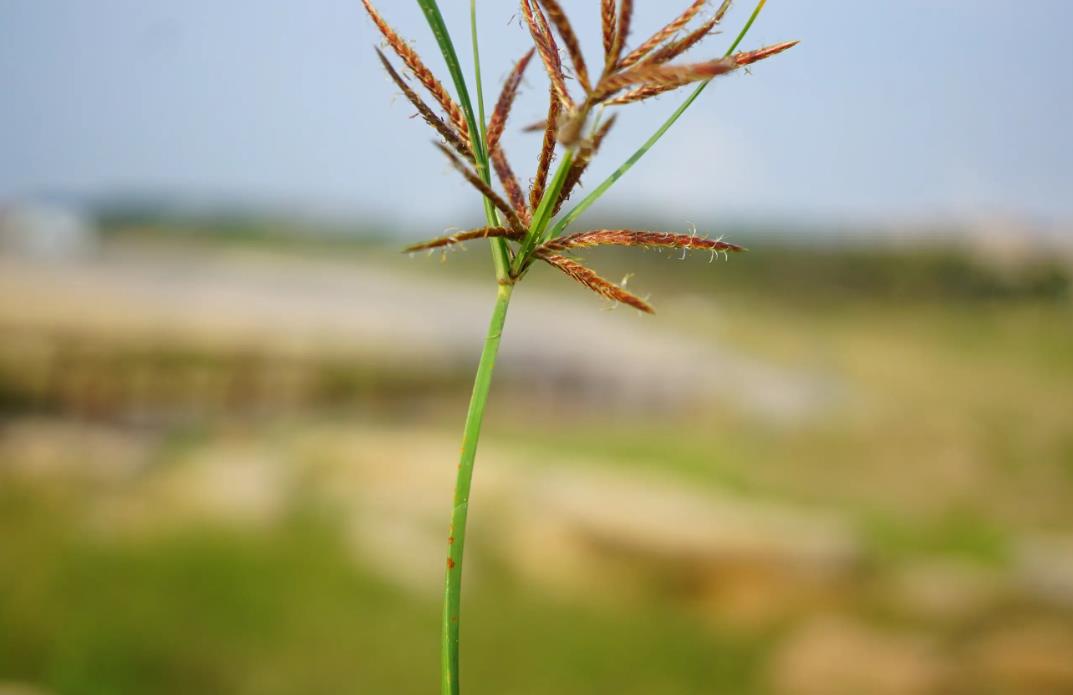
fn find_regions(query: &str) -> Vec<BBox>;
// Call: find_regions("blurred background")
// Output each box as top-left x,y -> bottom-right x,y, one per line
2,1 -> 1072,693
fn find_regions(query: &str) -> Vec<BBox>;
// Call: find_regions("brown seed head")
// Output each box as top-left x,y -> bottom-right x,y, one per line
601,0 -> 617,62
540,229 -> 747,254
603,82 -> 676,107
435,143 -> 528,236
593,58 -> 738,103
618,0 -> 708,70
714,0 -> 734,22
529,86 -> 562,211
521,118 -> 549,133
487,49 -> 535,152
376,49 -> 473,162
606,36 -> 797,107
606,0 -> 635,72
361,0 -> 468,140
536,250 -> 654,313
733,40 -> 800,67
520,0 -> 574,110
404,226 -> 523,252
536,0 -> 591,92
490,146 -> 530,224
645,10 -> 724,65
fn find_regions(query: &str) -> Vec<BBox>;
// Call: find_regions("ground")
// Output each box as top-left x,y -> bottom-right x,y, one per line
1,235 -> 1071,693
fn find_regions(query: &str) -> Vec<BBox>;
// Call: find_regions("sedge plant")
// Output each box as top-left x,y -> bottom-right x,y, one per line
361,0 -> 796,691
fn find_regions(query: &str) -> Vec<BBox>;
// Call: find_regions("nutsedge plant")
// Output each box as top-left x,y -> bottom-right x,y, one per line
361,0 -> 796,691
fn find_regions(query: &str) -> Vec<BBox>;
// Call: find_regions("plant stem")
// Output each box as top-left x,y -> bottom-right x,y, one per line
416,0 -> 510,280
419,5 -> 517,692
726,0 -> 768,56
470,2 -> 490,151
468,0 -> 510,275
414,4 -> 772,693
441,281 -> 512,695
512,147 -> 577,274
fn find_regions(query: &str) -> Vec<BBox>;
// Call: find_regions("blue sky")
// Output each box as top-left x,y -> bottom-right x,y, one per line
3,1 -> 1072,234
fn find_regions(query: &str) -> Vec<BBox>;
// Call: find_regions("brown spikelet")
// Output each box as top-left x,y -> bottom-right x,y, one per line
553,114 -> 618,215
536,0 -> 591,92
490,146 -> 529,224
376,50 -> 473,162
435,143 -> 528,236
592,58 -> 738,103
529,86 -> 561,211
539,229 -> 747,254
520,0 -> 574,109
590,113 -> 618,148
603,82 -> 676,106
536,250 -> 653,313
618,0 -> 707,70
605,45 -> 739,105
404,226 -> 524,252
604,0 -> 635,72
646,10 -> 724,65
361,0 -> 468,141
733,40 -> 800,67
521,118 -> 548,133
601,0 -> 617,62
487,49 -> 535,152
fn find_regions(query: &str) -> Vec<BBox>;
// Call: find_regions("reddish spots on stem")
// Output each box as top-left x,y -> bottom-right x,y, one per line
448,536 -> 455,545
447,558 -> 456,569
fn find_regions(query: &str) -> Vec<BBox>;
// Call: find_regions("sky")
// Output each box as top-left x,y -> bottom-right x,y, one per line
2,1 -> 1072,236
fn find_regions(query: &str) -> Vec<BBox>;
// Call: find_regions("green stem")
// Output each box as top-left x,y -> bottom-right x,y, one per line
417,4 -> 517,693
416,0 -> 510,280
512,147 -> 577,274
470,3 -> 489,151
549,0 -> 769,240
441,282 -> 512,695
726,0 -> 768,55
468,0 -> 508,269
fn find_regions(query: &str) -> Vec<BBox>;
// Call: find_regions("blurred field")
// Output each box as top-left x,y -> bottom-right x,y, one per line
2,222 -> 1072,694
